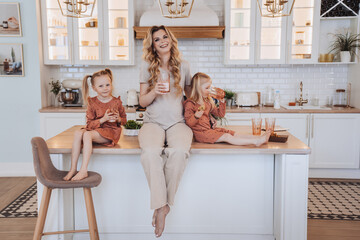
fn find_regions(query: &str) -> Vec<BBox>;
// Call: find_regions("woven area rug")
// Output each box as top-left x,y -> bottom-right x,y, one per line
308,181 -> 360,221
0,182 -> 38,218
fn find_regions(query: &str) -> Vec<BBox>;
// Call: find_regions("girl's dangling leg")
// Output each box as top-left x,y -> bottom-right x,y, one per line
72,130 -> 109,181
63,129 -> 86,181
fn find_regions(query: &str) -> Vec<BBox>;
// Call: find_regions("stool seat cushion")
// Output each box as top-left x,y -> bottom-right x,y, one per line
42,171 -> 102,189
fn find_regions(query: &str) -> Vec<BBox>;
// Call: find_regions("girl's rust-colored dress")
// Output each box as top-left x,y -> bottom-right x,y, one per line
85,96 -> 127,146
184,98 -> 235,143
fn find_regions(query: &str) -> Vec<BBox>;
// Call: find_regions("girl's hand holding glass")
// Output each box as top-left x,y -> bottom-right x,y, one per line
103,109 -> 117,123
194,105 -> 205,119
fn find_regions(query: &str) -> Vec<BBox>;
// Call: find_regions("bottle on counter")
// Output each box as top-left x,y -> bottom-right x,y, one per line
274,90 -> 280,109
3,21 -> 8,29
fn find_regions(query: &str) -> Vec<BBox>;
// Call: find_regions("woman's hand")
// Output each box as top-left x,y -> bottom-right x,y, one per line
153,82 -> 168,95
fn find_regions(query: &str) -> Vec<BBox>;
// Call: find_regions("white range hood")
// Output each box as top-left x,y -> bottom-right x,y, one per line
139,0 -> 219,26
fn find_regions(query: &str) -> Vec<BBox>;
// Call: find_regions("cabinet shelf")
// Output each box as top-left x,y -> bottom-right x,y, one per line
109,45 -> 128,48
320,16 -> 358,20
134,26 -> 225,39
48,26 -> 66,29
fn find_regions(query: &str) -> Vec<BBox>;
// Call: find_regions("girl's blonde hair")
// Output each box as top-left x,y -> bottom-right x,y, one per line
82,68 -> 113,104
142,25 -> 182,95
189,72 -> 215,107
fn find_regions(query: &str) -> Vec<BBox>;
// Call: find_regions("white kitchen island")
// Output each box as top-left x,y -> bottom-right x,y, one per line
40,125 -> 310,240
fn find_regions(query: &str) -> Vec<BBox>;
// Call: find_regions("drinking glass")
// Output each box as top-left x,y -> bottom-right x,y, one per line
160,71 -> 170,93
265,117 -> 276,134
252,118 -> 262,135
210,86 -> 225,99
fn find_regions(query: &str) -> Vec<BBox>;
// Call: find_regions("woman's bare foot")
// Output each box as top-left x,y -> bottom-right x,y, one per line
71,170 -> 88,181
255,130 -> 272,147
154,205 -> 170,238
63,169 -> 77,181
152,210 -> 157,227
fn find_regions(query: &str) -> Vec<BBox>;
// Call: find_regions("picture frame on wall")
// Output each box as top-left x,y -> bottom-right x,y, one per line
0,43 -> 24,77
0,2 -> 22,37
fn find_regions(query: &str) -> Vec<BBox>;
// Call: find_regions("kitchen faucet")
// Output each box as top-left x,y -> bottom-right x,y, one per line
296,81 -> 308,106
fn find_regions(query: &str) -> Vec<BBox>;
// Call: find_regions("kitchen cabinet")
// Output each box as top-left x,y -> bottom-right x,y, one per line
309,114 -> 360,168
225,113 -> 260,125
40,0 -> 134,65
260,113 -> 308,144
227,112 -> 360,171
40,112 -> 136,140
224,0 -> 321,64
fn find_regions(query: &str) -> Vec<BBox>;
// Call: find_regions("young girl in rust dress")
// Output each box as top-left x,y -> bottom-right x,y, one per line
63,68 -> 127,181
184,72 -> 270,145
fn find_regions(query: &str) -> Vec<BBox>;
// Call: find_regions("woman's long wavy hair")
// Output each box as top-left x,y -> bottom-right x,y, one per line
189,72 -> 215,108
82,68 -> 113,105
142,25 -> 182,95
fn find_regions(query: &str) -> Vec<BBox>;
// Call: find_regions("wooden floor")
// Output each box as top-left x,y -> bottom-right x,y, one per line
0,177 -> 359,240
0,177 -> 37,240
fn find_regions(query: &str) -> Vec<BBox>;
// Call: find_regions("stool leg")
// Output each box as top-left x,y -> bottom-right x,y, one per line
33,186 -> 52,240
84,188 -> 99,240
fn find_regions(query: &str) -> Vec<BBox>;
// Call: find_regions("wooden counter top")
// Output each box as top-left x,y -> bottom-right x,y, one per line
40,106 -> 360,114
40,106 -> 136,113
46,125 -> 310,155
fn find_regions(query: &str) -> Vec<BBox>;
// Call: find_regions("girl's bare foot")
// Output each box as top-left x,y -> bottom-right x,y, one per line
255,130 -> 272,147
155,204 -> 170,238
63,170 -> 77,181
152,210 -> 157,227
71,170 -> 88,181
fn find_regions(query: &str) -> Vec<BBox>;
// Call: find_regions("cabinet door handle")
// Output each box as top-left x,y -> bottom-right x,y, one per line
311,115 -> 314,139
306,115 -> 309,139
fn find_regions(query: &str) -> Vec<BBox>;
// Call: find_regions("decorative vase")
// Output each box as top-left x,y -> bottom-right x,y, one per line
226,98 -> 233,107
123,129 -> 139,136
340,51 -> 351,62
51,93 -> 60,107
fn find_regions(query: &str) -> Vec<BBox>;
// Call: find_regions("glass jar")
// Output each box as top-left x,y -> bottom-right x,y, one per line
263,86 -> 274,107
333,89 -> 347,107
295,31 -> 305,45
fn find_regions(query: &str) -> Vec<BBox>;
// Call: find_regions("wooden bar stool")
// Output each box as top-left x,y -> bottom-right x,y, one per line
31,137 -> 102,240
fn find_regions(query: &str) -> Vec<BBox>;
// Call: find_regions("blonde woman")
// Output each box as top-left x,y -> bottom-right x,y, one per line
138,25 -> 193,238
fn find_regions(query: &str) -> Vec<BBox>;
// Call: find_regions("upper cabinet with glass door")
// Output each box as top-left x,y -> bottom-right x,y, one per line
73,1 -> 102,65
41,0 -> 72,65
103,0 -> 134,65
256,0 -> 287,64
225,0 -> 256,64
40,0 -> 134,65
287,0 -> 320,63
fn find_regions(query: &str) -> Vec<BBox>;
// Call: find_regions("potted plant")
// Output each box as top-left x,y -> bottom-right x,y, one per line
123,120 -> 143,136
49,79 -> 62,107
224,89 -> 235,107
329,32 -> 360,62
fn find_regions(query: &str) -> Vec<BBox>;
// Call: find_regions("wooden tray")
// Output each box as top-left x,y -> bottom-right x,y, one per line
269,134 -> 289,143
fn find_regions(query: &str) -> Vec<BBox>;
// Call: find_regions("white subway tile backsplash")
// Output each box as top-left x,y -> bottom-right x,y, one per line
49,1 -> 350,106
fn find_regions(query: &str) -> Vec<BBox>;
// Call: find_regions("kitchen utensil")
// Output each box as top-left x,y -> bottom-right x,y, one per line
127,89 -> 139,106
236,92 -> 259,107
60,91 -> 77,104
264,87 -> 274,107
265,118 -> 276,134
62,79 -> 82,89
252,118 -> 262,135
81,40 -> 89,46
333,89 -> 347,107
160,71 -> 170,93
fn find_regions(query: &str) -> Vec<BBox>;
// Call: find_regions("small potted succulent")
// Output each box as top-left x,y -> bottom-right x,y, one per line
329,32 -> 360,62
224,89 -> 236,107
123,120 -> 143,136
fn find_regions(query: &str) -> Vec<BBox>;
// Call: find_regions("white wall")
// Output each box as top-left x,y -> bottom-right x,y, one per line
0,0 -> 41,176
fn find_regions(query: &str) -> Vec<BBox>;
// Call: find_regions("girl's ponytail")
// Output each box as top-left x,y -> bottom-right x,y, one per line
82,75 -> 92,105
104,68 -> 113,82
